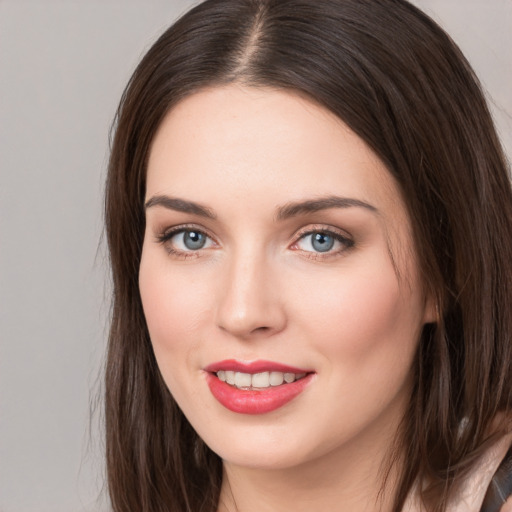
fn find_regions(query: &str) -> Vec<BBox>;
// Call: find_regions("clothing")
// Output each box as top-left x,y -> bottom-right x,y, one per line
404,431 -> 512,512
481,446 -> 512,512
448,431 -> 512,512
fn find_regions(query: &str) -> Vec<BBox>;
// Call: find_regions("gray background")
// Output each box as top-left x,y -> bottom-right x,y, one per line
0,1 -> 510,511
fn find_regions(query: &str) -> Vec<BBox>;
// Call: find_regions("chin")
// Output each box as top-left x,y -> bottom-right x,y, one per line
188,415 -> 310,469
213,439 -> 314,470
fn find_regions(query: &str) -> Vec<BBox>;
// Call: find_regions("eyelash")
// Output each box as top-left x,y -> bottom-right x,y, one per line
291,226 -> 354,260
155,224 -> 216,259
155,224 -> 354,260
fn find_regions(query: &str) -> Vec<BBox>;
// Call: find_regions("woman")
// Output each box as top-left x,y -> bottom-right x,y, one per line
104,0 -> 512,510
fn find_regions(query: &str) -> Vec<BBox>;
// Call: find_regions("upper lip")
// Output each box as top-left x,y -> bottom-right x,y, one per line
203,359 -> 312,374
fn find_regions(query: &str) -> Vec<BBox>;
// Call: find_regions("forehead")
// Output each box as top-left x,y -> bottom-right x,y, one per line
146,85 -> 404,221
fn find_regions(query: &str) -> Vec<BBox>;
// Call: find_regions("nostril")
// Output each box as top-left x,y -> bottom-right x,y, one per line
253,326 -> 270,333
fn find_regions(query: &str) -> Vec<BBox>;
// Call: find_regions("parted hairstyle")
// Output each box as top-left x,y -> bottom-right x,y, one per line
104,0 -> 512,510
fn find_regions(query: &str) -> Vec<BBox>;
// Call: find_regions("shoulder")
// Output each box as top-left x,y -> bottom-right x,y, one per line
451,430 -> 512,512
403,427 -> 512,512
481,443 -> 512,512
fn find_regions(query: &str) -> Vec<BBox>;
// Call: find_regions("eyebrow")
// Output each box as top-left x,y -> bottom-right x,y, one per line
275,195 -> 378,220
144,195 -> 217,219
144,194 -> 377,221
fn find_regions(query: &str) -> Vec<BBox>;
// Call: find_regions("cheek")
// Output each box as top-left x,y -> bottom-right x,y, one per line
138,251 -> 211,370
290,254 -> 423,368
283,257 -> 423,449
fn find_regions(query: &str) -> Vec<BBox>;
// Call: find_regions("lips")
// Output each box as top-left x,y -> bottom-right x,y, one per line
204,360 -> 314,414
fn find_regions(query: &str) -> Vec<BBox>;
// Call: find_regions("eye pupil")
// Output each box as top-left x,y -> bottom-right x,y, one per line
312,232 -> 334,252
183,231 -> 206,250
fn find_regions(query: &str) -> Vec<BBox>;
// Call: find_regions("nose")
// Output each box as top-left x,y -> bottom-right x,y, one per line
215,251 -> 287,340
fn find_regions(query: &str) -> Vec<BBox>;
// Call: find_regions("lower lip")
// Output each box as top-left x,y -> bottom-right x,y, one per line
205,373 -> 314,414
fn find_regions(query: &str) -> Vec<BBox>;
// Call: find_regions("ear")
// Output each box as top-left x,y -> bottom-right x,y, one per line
422,291 -> 439,324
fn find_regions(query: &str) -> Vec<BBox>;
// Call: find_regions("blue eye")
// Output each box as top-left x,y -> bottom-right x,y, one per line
295,230 -> 351,254
310,232 -> 335,252
181,230 -> 207,250
160,228 -> 214,253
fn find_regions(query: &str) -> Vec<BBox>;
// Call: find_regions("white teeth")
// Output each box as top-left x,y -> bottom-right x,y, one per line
269,371 -> 284,386
216,370 -> 306,389
252,372 -> 270,388
284,373 -> 295,383
234,372 -> 252,388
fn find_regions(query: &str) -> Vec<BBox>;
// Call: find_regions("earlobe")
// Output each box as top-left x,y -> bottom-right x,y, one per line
422,293 -> 439,325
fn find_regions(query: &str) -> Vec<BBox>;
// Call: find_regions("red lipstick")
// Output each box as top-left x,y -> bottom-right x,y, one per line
204,359 -> 310,374
204,360 -> 314,415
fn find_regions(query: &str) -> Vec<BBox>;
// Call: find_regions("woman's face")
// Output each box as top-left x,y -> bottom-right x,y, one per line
140,85 -> 433,471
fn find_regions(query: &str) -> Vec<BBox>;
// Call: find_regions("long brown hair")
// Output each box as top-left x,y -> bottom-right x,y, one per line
104,1 -> 512,510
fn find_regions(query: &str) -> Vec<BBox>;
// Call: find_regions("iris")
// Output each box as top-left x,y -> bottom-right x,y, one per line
183,230 -> 206,250
311,232 -> 335,252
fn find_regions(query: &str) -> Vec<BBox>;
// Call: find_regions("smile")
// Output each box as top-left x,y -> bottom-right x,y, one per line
204,360 -> 314,414
216,370 -> 307,389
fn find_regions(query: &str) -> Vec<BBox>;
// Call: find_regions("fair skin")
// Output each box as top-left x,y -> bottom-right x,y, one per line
139,85 -> 434,511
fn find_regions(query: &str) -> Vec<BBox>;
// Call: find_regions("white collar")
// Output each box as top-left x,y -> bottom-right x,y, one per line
403,431 -> 512,512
